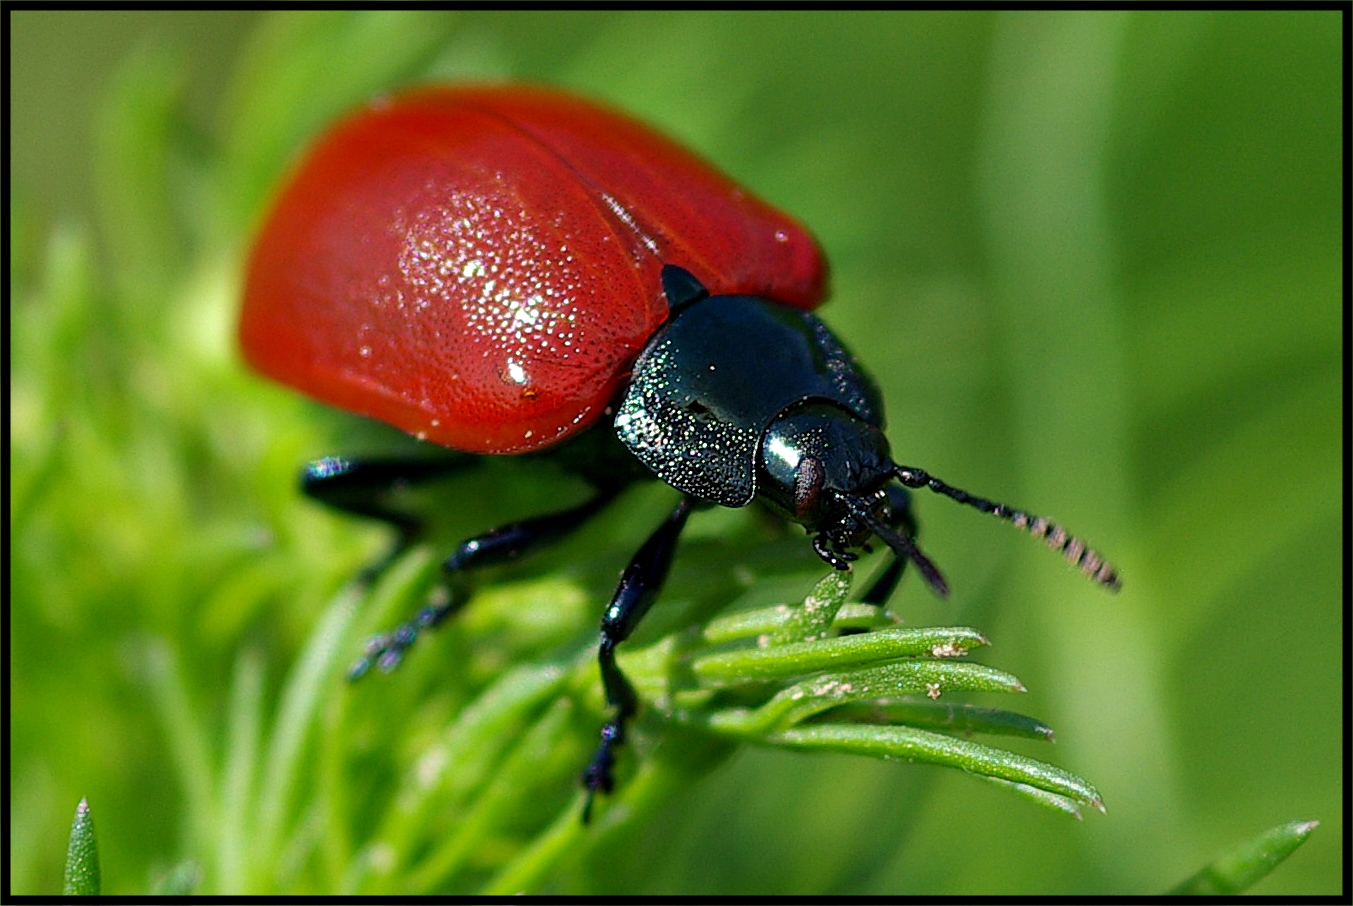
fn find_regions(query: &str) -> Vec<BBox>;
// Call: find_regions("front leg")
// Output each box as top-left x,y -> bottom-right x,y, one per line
581,497 -> 694,822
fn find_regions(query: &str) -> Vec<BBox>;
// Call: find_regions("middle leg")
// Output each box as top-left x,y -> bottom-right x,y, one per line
581,496 -> 694,821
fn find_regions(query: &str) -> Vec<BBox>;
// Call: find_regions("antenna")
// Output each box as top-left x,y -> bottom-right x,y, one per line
894,466 -> 1121,591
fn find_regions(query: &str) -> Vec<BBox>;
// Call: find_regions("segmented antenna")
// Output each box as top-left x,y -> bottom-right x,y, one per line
894,466 -> 1121,591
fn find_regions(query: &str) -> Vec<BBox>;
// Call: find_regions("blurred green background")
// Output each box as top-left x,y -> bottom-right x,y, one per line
10,9 -> 1342,895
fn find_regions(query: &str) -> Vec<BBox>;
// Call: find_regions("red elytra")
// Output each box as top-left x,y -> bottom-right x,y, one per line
240,84 -> 827,454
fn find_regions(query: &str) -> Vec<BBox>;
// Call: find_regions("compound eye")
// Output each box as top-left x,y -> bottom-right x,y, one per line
792,455 -> 826,524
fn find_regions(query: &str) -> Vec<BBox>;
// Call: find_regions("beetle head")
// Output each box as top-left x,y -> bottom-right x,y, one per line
756,401 -> 1123,597
757,401 -> 952,596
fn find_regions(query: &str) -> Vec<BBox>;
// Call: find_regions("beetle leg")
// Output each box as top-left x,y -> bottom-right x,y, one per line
812,532 -> 858,569
302,454 -> 478,579
442,488 -> 621,572
859,555 -> 905,607
582,497 -> 694,822
348,488 -> 620,679
859,485 -> 918,605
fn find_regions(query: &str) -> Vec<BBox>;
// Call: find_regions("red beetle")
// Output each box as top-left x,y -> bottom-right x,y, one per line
241,84 -> 1119,821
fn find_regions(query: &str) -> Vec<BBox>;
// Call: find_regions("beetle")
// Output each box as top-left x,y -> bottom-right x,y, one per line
239,84 -> 1120,821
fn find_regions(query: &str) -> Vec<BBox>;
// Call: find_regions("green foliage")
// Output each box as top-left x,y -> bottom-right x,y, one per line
11,9 -> 1340,895
1169,820 -> 1321,896
62,799 -> 101,896
61,548 -> 1112,893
